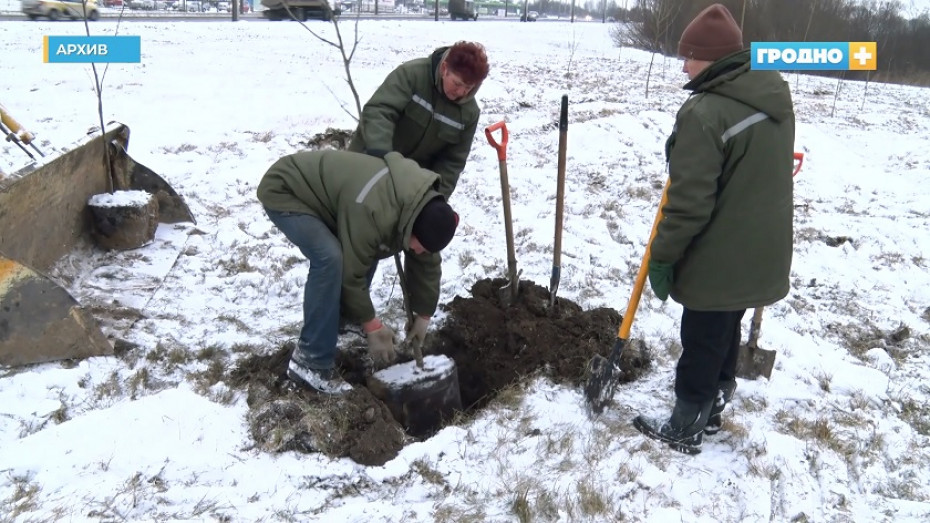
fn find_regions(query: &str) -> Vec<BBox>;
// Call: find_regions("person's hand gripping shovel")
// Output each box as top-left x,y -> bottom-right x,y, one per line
485,121 -> 521,307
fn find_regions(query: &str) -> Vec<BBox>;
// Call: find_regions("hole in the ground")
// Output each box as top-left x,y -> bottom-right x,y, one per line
229,278 -> 652,466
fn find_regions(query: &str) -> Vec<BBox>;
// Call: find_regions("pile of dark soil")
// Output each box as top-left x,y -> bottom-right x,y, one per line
433,278 -> 651,411
230,278 -> 652,466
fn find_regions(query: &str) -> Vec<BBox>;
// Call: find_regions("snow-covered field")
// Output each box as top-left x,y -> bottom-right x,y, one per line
2,17 -> 930,522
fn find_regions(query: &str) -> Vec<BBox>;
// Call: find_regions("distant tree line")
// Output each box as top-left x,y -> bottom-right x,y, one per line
610,0 -> 930,86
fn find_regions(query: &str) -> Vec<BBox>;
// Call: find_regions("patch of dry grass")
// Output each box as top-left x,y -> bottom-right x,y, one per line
896,394 -> 930,436
825,319 -> 913,363
92,370 -> 124,403
411,459 -> 446,488
575,479 -> 611,517
774,409 -> 858,457
433,501 -> 487,523
1,474 -> 41,519
126,367 -> 152,399
161,143 -> 198,154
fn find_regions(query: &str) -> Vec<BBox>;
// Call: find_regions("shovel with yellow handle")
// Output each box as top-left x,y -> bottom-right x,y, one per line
584,178 -> 670,415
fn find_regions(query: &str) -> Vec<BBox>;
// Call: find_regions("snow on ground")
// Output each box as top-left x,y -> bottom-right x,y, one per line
1,16 -> 930,522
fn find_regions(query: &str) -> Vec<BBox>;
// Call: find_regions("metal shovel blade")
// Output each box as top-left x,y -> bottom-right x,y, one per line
735,344 -> 776,380
498,268 -> 520,307
108,126 -> 196,225
583,338 -> 626,415
735,307 -> 776,380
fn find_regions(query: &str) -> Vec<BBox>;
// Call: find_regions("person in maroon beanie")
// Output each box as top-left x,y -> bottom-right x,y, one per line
633,3 -> 796,454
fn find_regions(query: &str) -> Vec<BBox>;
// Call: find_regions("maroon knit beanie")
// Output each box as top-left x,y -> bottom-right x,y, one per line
678,3 -> 743,61
412,197 -> 459,252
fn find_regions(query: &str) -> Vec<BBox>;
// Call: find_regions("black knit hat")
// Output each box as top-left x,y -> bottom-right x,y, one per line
412,197 -> 458,252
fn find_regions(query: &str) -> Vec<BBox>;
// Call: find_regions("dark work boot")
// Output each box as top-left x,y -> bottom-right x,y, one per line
633,398 -> 714,455
704,380 -> 737,436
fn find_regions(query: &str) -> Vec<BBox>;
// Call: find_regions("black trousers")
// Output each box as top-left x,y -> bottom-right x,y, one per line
675,307 -> 747,403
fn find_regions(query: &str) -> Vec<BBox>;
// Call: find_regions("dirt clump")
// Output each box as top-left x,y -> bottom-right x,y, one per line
229,344 -> 407,467
303,128 -> 354,150
230,277 -> 652,466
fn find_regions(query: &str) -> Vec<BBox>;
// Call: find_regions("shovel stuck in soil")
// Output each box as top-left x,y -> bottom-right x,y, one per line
584,179 -> 670,415
734,152 -> 805,380
485,121 -> 520,307
549,95 -> 568,309
735,307 -> 776,380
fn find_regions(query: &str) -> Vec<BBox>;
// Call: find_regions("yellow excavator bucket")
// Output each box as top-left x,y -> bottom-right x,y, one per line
0,118 -> 195,367
0,255 -> 113,366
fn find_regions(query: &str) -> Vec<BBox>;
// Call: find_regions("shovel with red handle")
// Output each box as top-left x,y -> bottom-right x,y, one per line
485,121 -> 520,307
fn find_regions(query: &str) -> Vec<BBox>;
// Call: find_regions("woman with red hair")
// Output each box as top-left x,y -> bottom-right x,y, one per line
349,41 -> 490,200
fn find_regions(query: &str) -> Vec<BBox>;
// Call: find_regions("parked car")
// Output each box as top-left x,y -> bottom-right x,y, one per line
22,0 -> 100,20
520,10 -> 538,21
103,0 -> 122,6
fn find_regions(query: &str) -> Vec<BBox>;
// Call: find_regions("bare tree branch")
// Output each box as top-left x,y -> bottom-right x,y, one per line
81,0 -> 113,192
282,2 -> 364,121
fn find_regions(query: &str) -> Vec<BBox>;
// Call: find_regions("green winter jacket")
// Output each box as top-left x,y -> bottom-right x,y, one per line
651,50 -> 795,311
348,46 -> 482,199
257,151 -> 445,322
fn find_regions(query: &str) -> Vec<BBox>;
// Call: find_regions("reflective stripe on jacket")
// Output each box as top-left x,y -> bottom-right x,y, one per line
257,151 -> 444,320
348,46 -> 481,199
651,50 -> 796,311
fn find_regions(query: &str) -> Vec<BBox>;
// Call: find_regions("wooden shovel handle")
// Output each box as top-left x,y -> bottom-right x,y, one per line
617,178 -> 670,340
553,95 -> 568,271
394,253 -> 423,368
746,306 -> 764,348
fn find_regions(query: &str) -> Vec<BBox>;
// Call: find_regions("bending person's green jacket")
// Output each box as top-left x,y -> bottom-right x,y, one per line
257,151 -> 445,321
651,50 -> 795,311
348,46 -> 481,199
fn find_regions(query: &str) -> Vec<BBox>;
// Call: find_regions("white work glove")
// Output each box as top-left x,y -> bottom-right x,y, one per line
405,315 -> 430,348
365,323 -> 397,367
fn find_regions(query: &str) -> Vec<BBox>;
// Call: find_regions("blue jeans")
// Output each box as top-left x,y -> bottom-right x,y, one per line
264,208 -> 342,371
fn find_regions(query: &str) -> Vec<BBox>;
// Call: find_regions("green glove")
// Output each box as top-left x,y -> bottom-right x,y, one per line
648,260 -> 674,301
